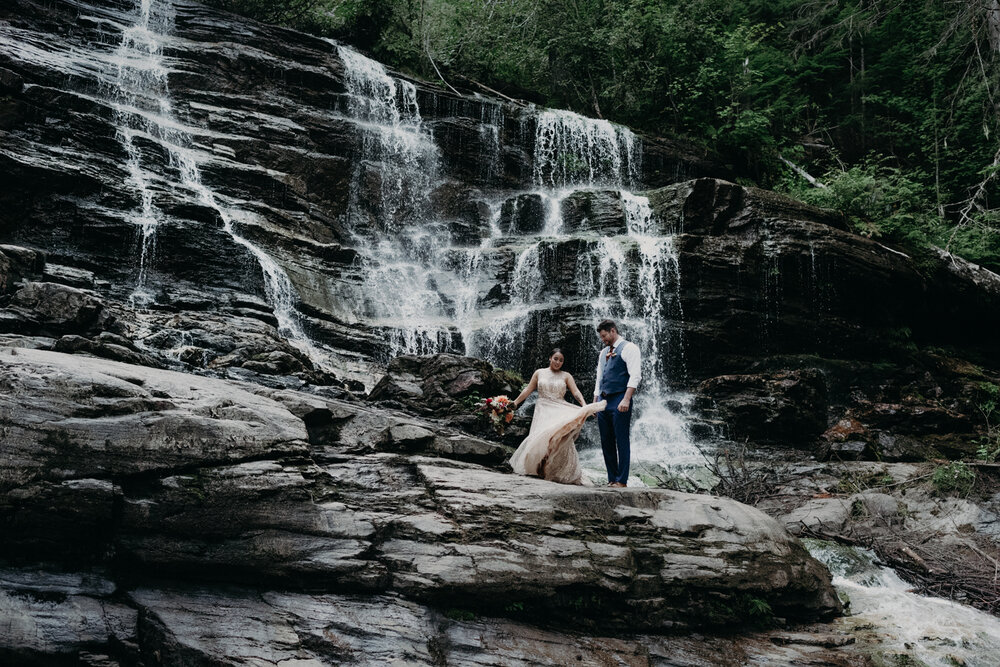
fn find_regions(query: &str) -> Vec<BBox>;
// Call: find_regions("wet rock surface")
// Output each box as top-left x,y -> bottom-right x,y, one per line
1,0 -> 999,663
0,349 -> 844,664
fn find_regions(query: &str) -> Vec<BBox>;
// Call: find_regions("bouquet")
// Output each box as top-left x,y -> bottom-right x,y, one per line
476,395 -> 516,436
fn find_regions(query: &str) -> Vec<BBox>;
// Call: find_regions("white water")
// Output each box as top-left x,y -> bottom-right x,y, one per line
108,0 -> 315,353
106,0 -> 173,303
533,109 -> 641,189
336,44 -> 453,358
579,192 -> 702,481
331,51 -> 699,473
807,540 -> 1000,666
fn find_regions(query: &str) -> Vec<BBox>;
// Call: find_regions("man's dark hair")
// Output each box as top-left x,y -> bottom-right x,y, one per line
596,319 -> 617,333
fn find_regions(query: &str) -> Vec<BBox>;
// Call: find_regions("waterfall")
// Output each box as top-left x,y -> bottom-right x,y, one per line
336,44 -> 456,358
533,110 -> 641,189
332,45 -> 699,477
580,192 -> 701,477
110,0 -> 314,353
107,0 -> 173,303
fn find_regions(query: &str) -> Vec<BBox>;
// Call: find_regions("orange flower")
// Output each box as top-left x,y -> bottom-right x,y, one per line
505,412 -> 514,423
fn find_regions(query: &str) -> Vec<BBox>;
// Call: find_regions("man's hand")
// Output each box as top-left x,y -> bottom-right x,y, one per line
617,399 -> 630,413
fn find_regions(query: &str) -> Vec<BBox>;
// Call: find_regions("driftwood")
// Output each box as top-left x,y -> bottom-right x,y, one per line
451,73 -> 525,105
780,155 -> 827,188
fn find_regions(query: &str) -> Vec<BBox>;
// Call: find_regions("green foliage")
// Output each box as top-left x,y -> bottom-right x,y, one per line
975,439 -> 1000,464
781,161 -> 940,243
458,391 -> 482,412
444,608 -> 476,621
208,0 -> 1000,269
704,592 -> 776,628
975,382 -> 999,424
931,461 -> 976,496
975,382 -> 1000,462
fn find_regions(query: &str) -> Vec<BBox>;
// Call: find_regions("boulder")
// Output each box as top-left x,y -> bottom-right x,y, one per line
0,244 -> 44,293
0,570 -> 137,659
109,456 -> 842,631
367,353 -> 519,417
0,348 -> 308,490
0,348 -> 842,645
52,334 -> 165,368
126,587 -> 851,667
2,282 -> 114,337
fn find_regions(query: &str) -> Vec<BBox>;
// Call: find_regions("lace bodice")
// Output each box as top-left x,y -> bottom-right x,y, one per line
537,368 -> 568,401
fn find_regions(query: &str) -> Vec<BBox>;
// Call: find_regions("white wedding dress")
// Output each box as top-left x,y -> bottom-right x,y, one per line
508,369 -> 606,485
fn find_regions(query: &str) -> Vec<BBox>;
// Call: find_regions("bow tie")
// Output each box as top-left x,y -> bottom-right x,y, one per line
605,348 -> 617,361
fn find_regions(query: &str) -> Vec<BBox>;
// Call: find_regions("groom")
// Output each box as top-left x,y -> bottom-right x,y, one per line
593,319 -> 641,488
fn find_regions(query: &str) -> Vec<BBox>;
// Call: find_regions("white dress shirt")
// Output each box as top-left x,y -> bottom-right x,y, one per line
593,337 -> 642,399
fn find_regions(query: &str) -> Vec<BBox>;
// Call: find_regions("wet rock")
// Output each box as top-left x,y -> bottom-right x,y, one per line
0,244 -> 44,293
872,431 -> 942,462
52,334 -> 165,368
107,454 -> 841,629
2,282 -> 114,337
0,569 -> 137,659
239,349 -> 306,375
0,348 -> 308,486
126,586 -> 851,667
0,66 -> 24,94
696,369 -> 828,446
0,346 -> 841,639
368,353 -> 518,417
821,440 -> 873,461
560,189 -> 627,234
41,263 -> 96,289
498,192 -> 546,234
378,423 -> 435,450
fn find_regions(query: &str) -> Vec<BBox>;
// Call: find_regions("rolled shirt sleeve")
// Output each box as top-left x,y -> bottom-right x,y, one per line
622,341 -> 642,389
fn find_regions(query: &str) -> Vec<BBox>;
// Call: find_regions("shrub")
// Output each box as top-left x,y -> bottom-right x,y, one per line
931,461 -> 976,496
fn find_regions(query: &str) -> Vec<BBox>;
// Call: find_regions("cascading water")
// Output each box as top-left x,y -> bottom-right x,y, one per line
807,540 -> 1000,666
464,112 -> 643,367
532,110 -> 641,189
335,44 -> 455,357
106,0 -> 173,303
579,192 -> 702,479
333,44 -> 698,478
109,0 -> 315,353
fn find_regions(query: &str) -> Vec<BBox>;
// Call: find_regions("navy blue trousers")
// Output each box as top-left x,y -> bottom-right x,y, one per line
596,392 -> 631,484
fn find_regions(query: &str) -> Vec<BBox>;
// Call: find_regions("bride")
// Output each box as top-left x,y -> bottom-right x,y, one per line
509,348 -> 606,485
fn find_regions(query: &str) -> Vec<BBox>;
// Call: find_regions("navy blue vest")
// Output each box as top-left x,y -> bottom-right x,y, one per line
600,342 -> 631,395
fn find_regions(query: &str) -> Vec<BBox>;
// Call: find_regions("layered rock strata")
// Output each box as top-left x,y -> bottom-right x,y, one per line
0,348 -> 842,664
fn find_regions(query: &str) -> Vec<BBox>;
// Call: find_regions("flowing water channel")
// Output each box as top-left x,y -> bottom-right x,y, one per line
806,540 -> 1000,666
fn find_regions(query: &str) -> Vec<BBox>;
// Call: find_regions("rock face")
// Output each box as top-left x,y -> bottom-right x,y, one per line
0,349 -> 842,663
0,0 -> 997,660
2,0 -> 997,464
696,370 -> 828,446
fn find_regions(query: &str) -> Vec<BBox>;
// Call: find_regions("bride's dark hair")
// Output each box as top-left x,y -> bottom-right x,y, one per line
549,347 -> 564,358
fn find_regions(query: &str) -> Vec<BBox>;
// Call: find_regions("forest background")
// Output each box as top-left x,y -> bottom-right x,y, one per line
206,0 -> 1000,272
